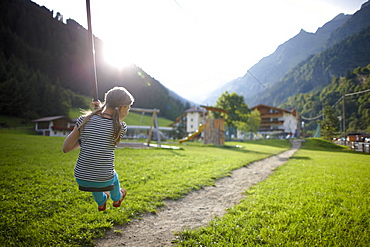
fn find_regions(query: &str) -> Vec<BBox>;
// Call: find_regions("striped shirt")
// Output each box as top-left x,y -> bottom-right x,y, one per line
74,115 -> 127,182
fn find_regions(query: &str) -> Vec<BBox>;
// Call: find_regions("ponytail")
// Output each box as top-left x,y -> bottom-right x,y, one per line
112,107 -> 123,145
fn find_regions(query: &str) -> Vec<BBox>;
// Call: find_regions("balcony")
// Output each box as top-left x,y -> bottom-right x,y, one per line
260,120 -> 284,126
260,112 -> 283,118
258,128 -> 284,132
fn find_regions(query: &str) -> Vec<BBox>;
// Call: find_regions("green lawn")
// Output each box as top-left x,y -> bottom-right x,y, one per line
0,109 -> 173,131
68,108 -> 173,127
0,134 -> 290,246
1,135 -> 367,247
176,139 -> 370,246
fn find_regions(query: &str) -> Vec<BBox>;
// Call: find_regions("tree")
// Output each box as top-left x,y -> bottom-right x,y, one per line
320,105 -> 340,140
213,91 -> 251,139
236,109 -> 261,133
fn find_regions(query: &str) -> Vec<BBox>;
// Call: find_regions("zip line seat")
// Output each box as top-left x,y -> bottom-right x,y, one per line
79,185 -> 114,192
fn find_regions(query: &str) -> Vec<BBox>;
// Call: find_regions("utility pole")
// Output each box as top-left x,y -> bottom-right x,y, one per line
338,116 -> 342,139
342,94 -> 346,145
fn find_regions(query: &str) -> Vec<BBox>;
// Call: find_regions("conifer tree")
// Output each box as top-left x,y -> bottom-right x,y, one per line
320,105 -> 340,140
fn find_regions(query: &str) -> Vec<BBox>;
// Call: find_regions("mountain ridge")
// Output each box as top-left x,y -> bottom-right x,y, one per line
204,1 -> 370,108
258,24 -> 370,107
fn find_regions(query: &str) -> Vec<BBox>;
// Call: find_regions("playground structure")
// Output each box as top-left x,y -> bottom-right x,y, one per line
178,124 -> 204,143
130,107 -> 162,148
203,118 -> 225,146
179,106 -> 227,146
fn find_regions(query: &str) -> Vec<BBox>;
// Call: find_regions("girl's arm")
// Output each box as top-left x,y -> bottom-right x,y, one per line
62,127 -> 80,153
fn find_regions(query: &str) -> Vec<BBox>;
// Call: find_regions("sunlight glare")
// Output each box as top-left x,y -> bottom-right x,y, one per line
103,41 -> 135,69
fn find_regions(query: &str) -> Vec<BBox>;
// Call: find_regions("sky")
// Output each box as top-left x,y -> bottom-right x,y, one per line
32,0 -> 367,103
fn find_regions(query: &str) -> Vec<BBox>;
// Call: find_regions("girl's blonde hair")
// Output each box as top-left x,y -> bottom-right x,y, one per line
79,86 -> 134,145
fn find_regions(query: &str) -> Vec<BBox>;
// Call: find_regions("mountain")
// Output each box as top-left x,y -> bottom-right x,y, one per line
204,1 -> 370,108
0,0 -> 191,120
256,1 -> 370,107
326,1 -> 370,47
258,25 -> 370,106
204,14 -> 350,106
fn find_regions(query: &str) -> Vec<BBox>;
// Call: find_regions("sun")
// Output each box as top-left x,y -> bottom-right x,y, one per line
103,41 -> 135,69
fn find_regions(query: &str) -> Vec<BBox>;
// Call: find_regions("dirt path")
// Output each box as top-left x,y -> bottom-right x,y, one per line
95,139 -> 302,247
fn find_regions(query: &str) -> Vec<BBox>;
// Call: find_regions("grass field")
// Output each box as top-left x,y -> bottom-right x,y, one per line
0,110 -> 173,131
0,111 -> 173,137
68,109 -> 173,127
176,139 -> 370,246
0,134 -> 290,246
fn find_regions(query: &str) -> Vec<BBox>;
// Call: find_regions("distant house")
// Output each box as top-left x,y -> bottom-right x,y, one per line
170,107 -> 207,134
347,133 -> 370,142
251,104 -> 299,138
184,107 -> 207,133
32,116 -> 75,137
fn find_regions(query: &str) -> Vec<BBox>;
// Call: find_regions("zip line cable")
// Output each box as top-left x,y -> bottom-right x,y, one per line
172,0 -> 183,9
247,70 -> 270,91
300,88 -> 370,121
331,95 -> 344,108
345,88 -> 370,96
301,114 -> 324,121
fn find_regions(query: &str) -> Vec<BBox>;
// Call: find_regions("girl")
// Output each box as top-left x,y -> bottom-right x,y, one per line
63,86 -> 134,211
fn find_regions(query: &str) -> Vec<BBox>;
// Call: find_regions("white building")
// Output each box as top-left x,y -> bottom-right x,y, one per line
250,104 -> 299,138
32,116 -> 75,137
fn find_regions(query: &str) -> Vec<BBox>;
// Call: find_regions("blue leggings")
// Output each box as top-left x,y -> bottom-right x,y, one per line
76,171 -> 122,206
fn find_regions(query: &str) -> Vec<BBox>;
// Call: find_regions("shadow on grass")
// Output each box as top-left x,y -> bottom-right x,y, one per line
175,143 -> 271,156
300,138 -> 351,153
212,145 -> 272,155
289,156 -> 311,160
227,139 -> 292,149
300,138 -> 370,156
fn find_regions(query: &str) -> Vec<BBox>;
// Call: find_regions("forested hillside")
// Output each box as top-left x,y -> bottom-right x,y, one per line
0,0 -> 190,121
280,64 -> 370,133
258,25 -> 370,107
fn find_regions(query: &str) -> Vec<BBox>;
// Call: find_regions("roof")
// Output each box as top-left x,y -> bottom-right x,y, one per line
200,105 -> 228,114
32,116 -> 73,122
251,104 -> 297,116
184,107 -> 206,113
